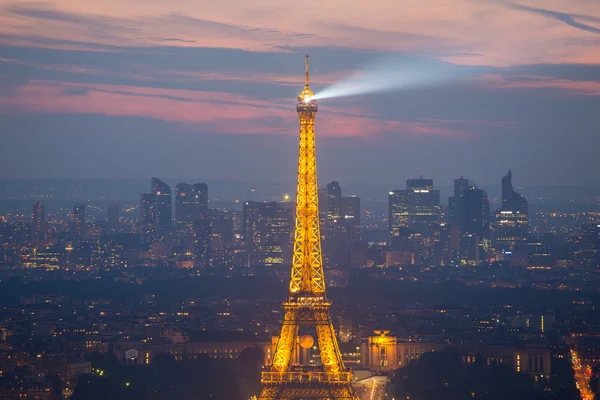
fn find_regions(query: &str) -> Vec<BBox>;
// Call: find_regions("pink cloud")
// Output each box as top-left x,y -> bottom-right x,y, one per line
0,80 -> 470,137
1,0 -> 600,66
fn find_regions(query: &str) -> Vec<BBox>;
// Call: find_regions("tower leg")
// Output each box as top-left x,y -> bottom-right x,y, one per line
315,311 -> 344,373
271,309 -> 298,372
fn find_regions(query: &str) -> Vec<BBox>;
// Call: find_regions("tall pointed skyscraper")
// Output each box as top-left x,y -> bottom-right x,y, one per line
494,169 -> 528,251
257,56 -> 356,400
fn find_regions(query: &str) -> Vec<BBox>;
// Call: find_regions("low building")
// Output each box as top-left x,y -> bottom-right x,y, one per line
360,331 -> 551,380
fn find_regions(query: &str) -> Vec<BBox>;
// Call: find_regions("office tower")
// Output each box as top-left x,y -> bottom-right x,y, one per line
257,55 -> 356,400
140,193 -> 156,247
210,210 -> 235,268
494,169 -> 529,252
31,202 -> 47,244
325,181 -> 342,238
107,202 -> 119,229
193,214 -> 212,268
243,201 -> 294,266
342,195 -> 361,242
175,182 -> 208,228
73,204 -> 86,241
406,177 -> 440,236
151,177 -> 172,231
448,177 -> 490,265
389,190 -> 410,237
175,183 -> 193,227
389,177 -> 440,242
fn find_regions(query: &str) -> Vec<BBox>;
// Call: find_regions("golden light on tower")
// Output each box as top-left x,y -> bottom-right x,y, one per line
257,56 -> 358,400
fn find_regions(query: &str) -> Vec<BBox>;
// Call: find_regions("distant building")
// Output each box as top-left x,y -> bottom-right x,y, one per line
389,177 -> 440,241
326,181 -> 342,239
107,202 -> 119,230
493,169 -> 529,256
193,214 -> 212,268
342,195 -> 361,243
151,177 -> 172,232
140,193 -> 156,247
31,202 -> 47,244
243,201 -> 294,266
72,204 -> 86,242
175,183 -> 208,228
447,177 -> 490,265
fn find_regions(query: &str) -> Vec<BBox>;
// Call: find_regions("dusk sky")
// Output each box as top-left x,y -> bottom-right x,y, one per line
1,0 -> 599,187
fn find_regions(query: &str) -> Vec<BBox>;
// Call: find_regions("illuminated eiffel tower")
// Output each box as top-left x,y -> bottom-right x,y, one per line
257,56 -> 358,400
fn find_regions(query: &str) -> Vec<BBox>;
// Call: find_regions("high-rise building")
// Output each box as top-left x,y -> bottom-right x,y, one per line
73,204 -> 86,242
389,190 -> 410,237
406,177 -> 440,236
107,202 -> 119,230
326,181 -> 342,239
175,183 -> 208,228
151,177 -> 172,232
448,177 -> 490,265
494,169 -> 528,252
243,201 -> 294,266
193,214 -> 212,268
389,177 -> 440,242
140,193 -> 156,247
31,202 -> 47,244
342,195 -> 361,243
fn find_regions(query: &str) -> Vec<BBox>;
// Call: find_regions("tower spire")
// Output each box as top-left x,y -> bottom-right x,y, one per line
305,54 -> 310,88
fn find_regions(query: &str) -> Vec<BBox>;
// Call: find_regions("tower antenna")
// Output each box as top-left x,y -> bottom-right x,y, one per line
305,55 -> 310,87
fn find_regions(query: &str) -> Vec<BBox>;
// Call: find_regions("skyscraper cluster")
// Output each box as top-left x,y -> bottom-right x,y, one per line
387,170 -> 531,267
140,177 -> 212,268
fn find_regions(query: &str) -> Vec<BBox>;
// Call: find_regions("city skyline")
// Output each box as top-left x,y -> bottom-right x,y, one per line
1,0 -> 599,186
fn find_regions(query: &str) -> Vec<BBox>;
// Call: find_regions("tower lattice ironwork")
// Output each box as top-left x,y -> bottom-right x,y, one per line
257,56 -> 358,400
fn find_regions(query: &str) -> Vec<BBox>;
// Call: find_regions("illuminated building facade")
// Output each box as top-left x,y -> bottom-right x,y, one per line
140,193 -> 156,247
493,169 -> 529,257
243,201 -> 294,266
360,331 -> 550,380
257,56 -> 357,400
389,177 -> 440,241
151,177 -> 172,232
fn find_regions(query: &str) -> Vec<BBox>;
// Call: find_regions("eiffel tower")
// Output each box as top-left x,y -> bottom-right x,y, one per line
257,56 -> 358,400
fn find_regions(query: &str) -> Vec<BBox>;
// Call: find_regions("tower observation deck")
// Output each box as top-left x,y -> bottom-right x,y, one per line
256,56 -> 358,400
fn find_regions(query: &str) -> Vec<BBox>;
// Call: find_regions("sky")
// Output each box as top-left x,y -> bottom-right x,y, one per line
0,0 -> 599,188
